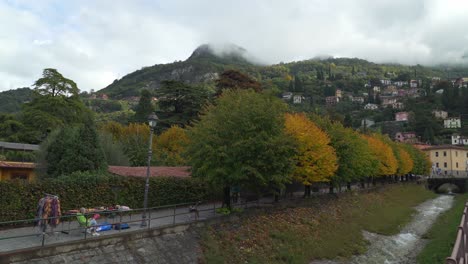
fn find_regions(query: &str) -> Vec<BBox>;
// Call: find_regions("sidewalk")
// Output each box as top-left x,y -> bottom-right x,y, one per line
0,185 -> 367,253
0,202 -> 221,253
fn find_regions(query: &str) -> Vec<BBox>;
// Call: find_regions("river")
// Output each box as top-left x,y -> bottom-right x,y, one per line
311,195 -> 454,264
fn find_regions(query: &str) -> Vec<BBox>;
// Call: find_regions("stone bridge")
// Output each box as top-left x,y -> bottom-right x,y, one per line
427,177 -> 468,193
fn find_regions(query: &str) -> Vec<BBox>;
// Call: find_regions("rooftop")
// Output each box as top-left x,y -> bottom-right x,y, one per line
423,145 -> 468,151
0,161 -> 36,169
108,166 -> 191,178
0,141 -> 39,151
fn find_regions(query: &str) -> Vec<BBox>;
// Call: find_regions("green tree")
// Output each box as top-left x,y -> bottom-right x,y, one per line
133,89 -> 154,123
33,68 -> 79,97
156,80 -> 211,131
186,90 -> 295,208
313,116 -> 378,190
40,120 -> 107,178
20,95 -> 92,143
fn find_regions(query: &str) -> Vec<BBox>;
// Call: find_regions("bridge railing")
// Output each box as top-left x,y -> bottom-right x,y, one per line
446,202 -> 468,264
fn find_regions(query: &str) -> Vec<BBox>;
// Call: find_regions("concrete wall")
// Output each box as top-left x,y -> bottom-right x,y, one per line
0,222 -> 213,264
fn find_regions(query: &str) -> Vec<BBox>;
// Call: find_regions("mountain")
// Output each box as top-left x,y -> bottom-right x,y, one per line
0,88 -> 34,113
99,44 -> 258,98
99,43 -> 468,99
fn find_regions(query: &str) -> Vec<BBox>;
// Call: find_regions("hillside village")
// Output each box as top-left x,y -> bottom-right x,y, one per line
1,45 -> 468,182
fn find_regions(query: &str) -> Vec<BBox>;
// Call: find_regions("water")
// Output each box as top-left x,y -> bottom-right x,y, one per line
311,195 -> 454,264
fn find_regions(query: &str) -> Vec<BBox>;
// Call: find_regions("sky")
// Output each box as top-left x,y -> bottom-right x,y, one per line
2,0 -> 468,92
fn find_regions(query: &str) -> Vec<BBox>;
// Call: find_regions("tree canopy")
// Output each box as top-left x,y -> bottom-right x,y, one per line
186,90 -> 295,206
284,113 -> 337,186
33,68 -> 79,97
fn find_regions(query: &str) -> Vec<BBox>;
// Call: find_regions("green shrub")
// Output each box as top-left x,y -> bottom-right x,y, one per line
0,173 -> 215,222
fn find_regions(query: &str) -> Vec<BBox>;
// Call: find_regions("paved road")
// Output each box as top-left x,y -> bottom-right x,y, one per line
0,185 -> 367,253
0,202 -> 223,253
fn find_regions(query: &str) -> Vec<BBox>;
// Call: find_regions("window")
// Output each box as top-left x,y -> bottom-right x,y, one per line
436,162 -> 439,168
435,152 -> 439,157
456,151 -> 458,157
444,162 -> 447,168
456,162 -> 459,168
443,151 -> 447,157
445,171 -> 447,175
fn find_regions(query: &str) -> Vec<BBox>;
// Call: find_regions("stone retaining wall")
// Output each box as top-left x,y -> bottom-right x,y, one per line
0,222 -> 217,264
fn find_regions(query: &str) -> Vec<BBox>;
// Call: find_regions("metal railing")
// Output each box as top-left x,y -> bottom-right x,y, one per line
0,199 -> 275,253
446,202 -> 468,264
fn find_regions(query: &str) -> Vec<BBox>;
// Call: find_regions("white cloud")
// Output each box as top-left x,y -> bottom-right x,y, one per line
1,0 -> 468,92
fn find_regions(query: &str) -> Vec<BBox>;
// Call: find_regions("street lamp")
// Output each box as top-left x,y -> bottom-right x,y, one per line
141,112 -> 158,227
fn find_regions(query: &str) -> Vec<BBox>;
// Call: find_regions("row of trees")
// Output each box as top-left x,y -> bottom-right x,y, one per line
186,89 -> 431,208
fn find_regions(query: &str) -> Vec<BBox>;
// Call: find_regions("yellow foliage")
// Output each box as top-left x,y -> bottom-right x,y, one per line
154,126 -> 189,165
362,134 -> 398,176
397,145 -> 414,175
285,113 -> 338,185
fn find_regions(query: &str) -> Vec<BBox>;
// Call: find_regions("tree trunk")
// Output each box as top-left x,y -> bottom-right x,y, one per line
361,180 -> 365,189
329,182 -> 334,194
304,185 -> 311,198
223,186 -> 231,209
274,188 -> 280,202
347,182 -> 351,191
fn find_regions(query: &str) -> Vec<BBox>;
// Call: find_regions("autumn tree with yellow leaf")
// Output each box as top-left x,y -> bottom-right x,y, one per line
285,113 -> 338,197
154,126 -> 189,166
362,134 -> 398,177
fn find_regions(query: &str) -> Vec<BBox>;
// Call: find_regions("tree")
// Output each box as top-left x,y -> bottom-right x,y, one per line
313,116 -> 378,190
362,134 -> 398,177
40,120 -> 107,178
215,70 -> 262,95
33,68 -> 79,97
100,122 -> 152,166
133,89 -> 154,123
156,80 -> 211,130
20,93 -> 92,143
154,126 -> 189,166
285,113 -> 338,197
99,132 -> 130,166
186,90 -> 295,208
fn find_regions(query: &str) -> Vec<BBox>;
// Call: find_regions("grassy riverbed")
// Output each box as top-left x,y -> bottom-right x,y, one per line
201,184 -> 436,263
417,192 -> 468,264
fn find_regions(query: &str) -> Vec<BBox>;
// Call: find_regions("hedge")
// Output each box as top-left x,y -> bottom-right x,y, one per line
0,173 -> 214,222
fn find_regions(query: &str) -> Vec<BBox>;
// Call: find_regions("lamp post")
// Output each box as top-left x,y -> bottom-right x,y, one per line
141,112 -> 158,227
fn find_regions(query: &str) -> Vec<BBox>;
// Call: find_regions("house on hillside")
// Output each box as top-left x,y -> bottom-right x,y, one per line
351,96 -> 365,104
373,86 -> 381,93
397,89 -> 407,97
293,95 -> 305,104
382,85 -> 398,96
452,134 -> 468,146
432,110 -> 448,119
394,81 -> 406,87
380,79 -> 392,86
395,112 -> 409,122
364,103 -> 378,110
325,96 -> 340,106
282,92 -> 293,100
409,80 -> 420,88
444,117 -> 461,129
335,89 -> 342,98
395,132 -> 418,143
391,102 -> 405,110
381,97 -> 397,108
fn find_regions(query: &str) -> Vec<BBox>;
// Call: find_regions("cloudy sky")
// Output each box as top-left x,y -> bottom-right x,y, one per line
2,0 -> 468,92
